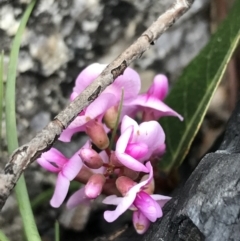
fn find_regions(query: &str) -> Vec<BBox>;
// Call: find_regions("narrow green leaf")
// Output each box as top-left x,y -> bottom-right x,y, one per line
109,89 -> 124,150
0,230 -> 10,241
160,0 -> 240,172
55,221 -> 60,241
5,1 -> 41,241
0,51 -> 4,146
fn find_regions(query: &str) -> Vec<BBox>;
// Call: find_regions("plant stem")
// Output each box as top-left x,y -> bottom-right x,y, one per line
5,1 -> 41,241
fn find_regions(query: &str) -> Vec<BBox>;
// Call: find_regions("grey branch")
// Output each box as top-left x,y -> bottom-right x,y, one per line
0,0 -> 194,211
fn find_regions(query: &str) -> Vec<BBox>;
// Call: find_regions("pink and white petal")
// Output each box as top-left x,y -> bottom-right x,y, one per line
37,157 -> 61,173
105,67 -> 141,101
102,195 -> 123,205
151,194 -> 171,208
104,189 -> 138,222
70,91 -> 78,101
99,150 -> 109,163
120,115 -> 138,134
50,173 -> 70,208
134,192 -> 162,222
85,93 -> 117,120
41,148 -> 68,167
73,63 -> 106,94
62,156 -> 83,181
115,153 -> 149,173
132,210 -> 151,234
37,148 -> 68,172
66,187 -> 90,209
125,143 -> 149,160
59,126 -> 85,142
147,74 -> 169,100
116,126 -> 133,153
137,121 -> 165,154
130,96 -> 183,121
67,115 -> 89,129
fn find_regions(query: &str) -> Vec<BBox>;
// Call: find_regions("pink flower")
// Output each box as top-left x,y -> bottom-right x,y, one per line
37,148 -> 83,208
59,63 -> 141,142
115,116 -> 165,172
102,162 -> 171,224
126,74 -> 183,121
66,150 -> 109,208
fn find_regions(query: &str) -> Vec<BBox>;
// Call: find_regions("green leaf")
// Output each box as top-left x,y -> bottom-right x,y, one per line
160,0 -> 240,172
0,230 -> 10,241
5,1 -> 41,241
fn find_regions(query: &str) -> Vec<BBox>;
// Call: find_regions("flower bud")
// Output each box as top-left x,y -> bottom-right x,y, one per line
123,167 -> 139,180
132,210 -> 150,234
85,120 -> 109,149
85,174 -> 106,199
80,148 -> 103,169
116,176 -> 135,196
103,106 -> 118,129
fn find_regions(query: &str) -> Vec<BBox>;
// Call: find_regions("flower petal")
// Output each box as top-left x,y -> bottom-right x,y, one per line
37,148 -> 68,172
134,191 -> 162,222
50,173 -> 70,208
102,195 -> 123,205
116,126 -> 133,153
115,153 -> 149,172
105,67 -> 141,101
59,125 -> 85,142
73,63 -> 106,94
125,142 -> 148,160
147,74 -> 169,100
84,93 -> 117,121
103,189 -> 137,222
62,152 -> 83,181
66,187 -> 90,209
132,210 -> 150,234
120,115 -> 138,134
130,95 -> 183,121
137,121 -> 165,159
151,194 -> 171,208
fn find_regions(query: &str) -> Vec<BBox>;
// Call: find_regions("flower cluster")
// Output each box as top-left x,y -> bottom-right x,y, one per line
37,63 -> 183,234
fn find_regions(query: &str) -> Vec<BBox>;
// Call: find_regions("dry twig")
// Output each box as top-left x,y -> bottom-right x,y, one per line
0,0 -> 194,210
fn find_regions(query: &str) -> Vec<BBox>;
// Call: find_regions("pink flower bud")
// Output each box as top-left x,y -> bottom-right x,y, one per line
123,167 -> 139,180
85,174 -> 106,199
80,148 -> 103,169
85,120 -> 109,150
132,210 -> 150,234
103,106 -> 119,129
116,176 -> 135,196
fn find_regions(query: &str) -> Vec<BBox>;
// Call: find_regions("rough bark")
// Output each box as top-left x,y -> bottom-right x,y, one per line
111,100 -> 240,241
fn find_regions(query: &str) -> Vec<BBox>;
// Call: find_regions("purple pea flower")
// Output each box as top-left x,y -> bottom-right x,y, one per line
125,74 -> 183,121
37,148 -> 83,208
66,150 -> 109,208
102,162 -> 171,230
59,63 -> 141,142
115,115 -> 165,172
